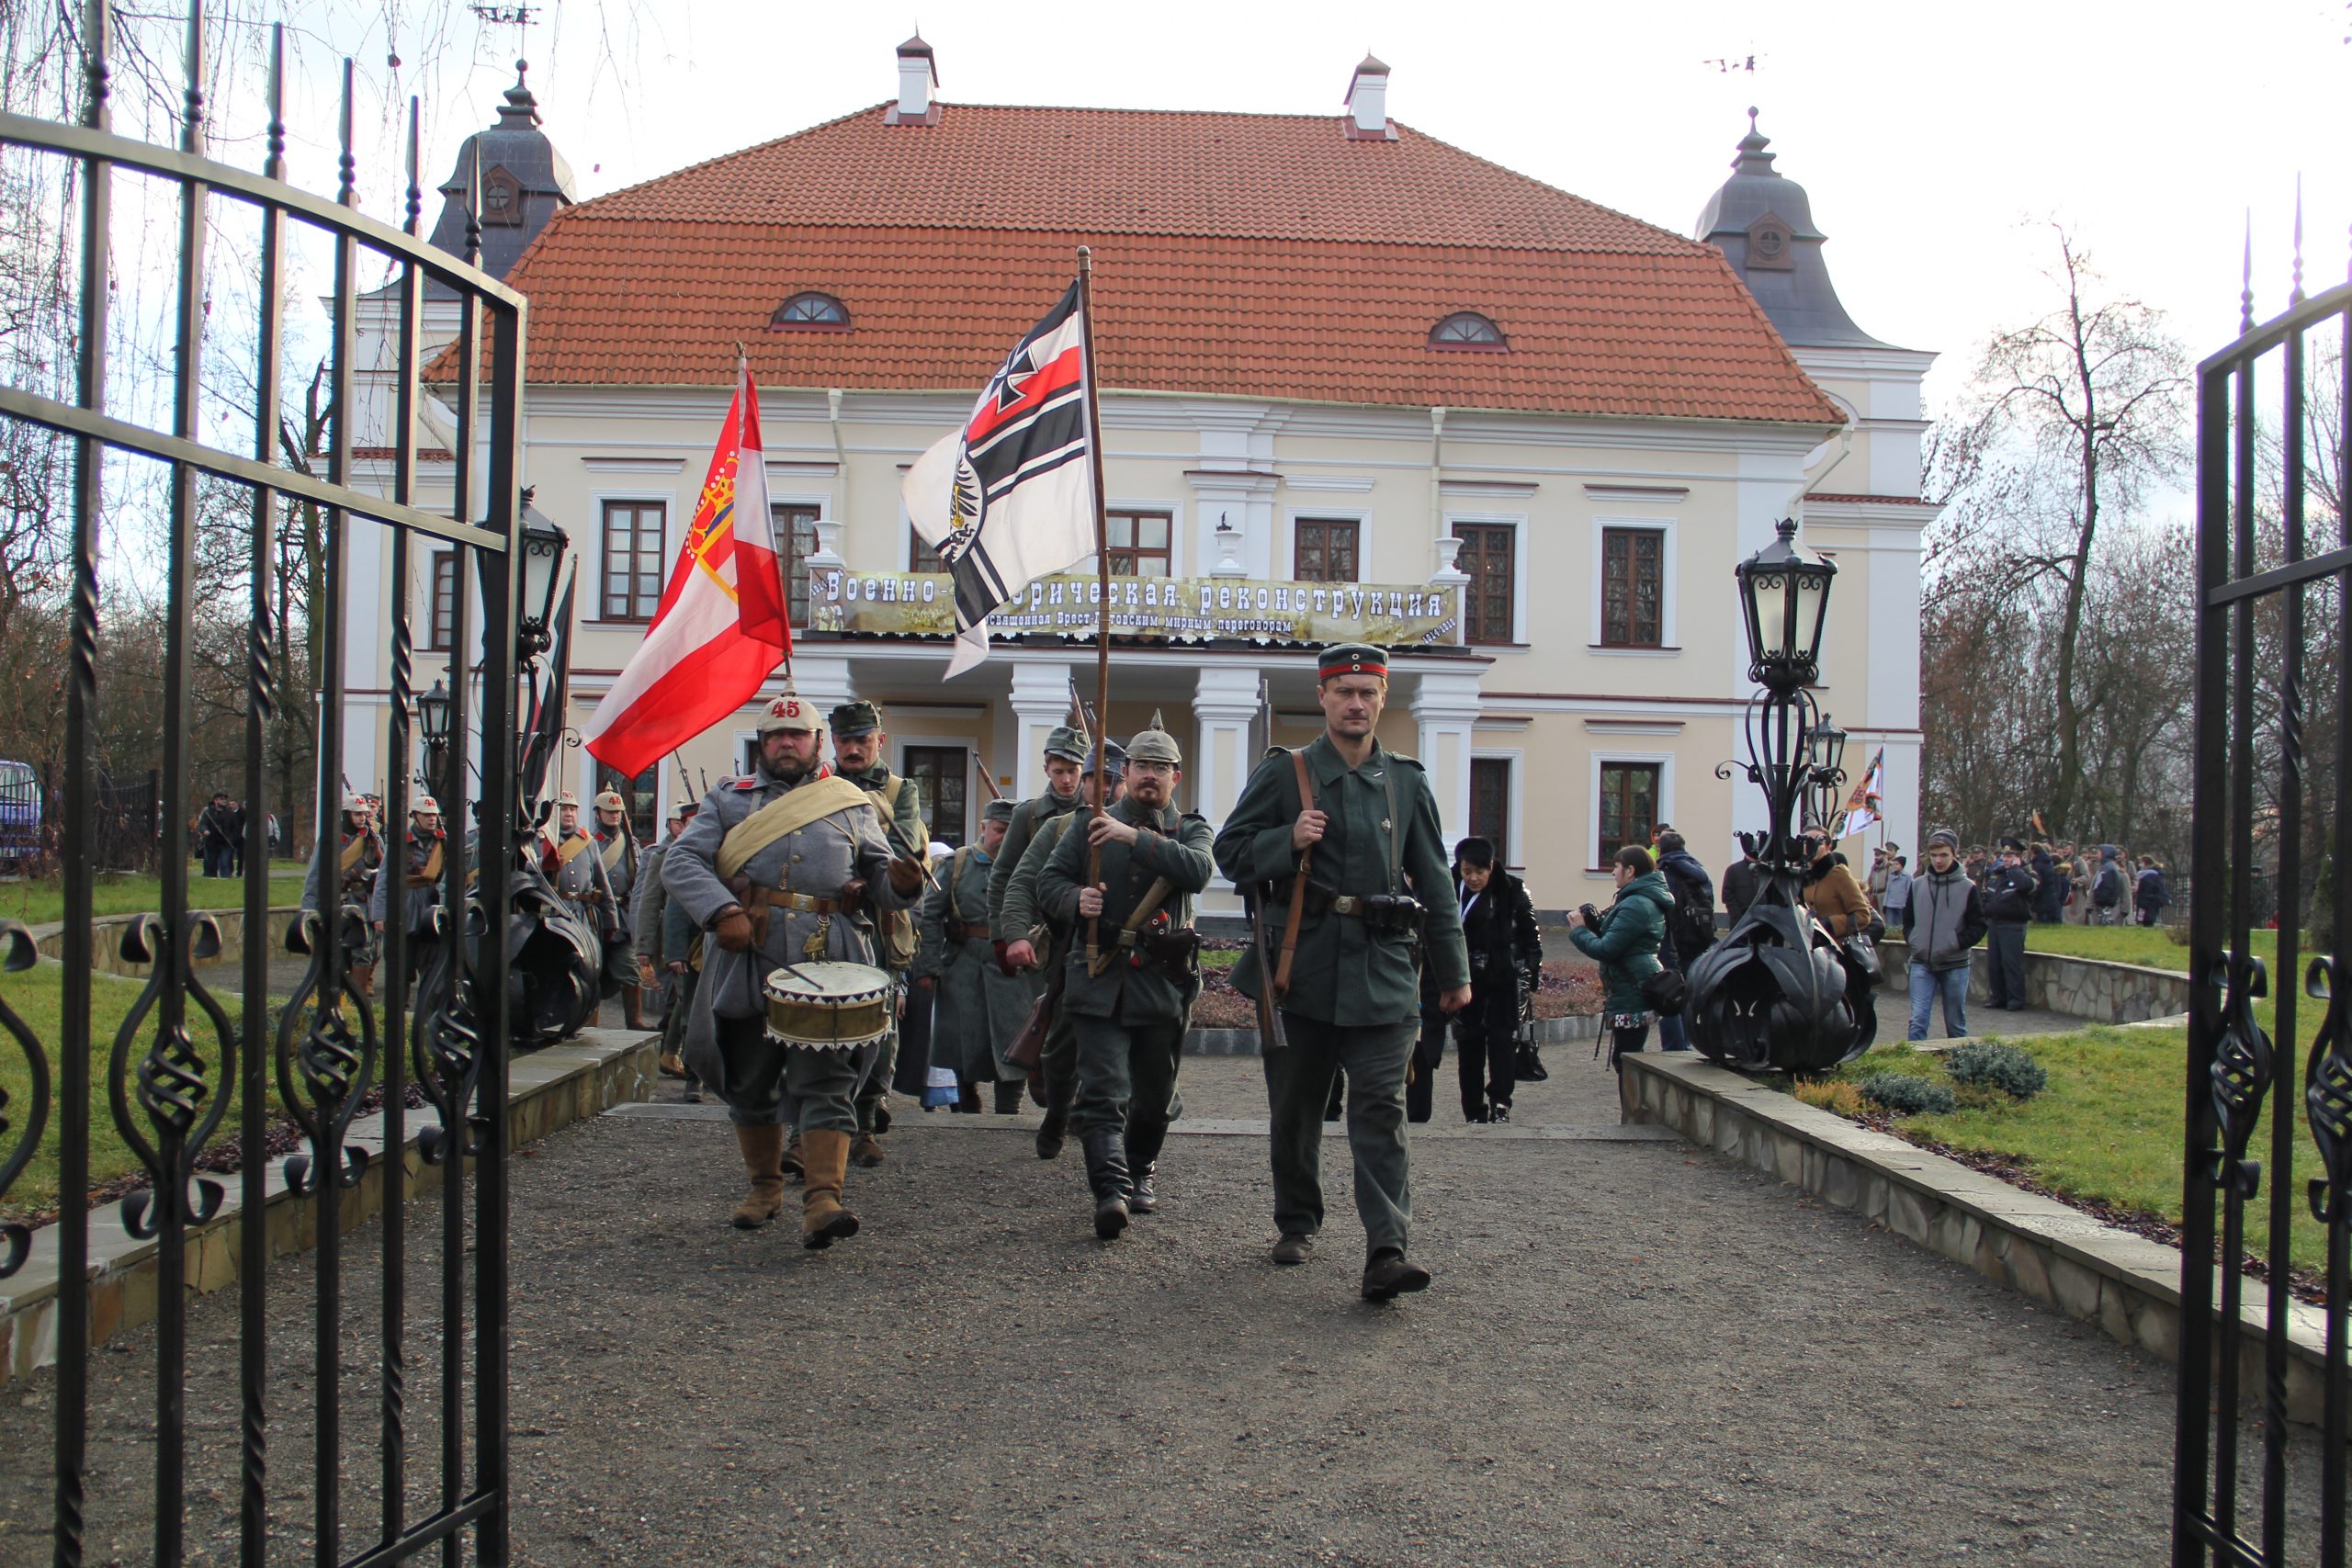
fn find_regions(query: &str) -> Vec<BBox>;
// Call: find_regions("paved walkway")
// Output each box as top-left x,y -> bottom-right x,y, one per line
7,1042 -> 2331,1566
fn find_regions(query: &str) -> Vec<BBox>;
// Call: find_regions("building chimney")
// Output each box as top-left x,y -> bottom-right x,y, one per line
1345,54 -> 1394,140
889,33 -> 937,125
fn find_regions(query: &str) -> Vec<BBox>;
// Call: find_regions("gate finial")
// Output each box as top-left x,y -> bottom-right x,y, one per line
2241,212 -> 2255,335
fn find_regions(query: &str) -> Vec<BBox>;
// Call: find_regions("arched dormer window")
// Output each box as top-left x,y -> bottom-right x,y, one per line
770,291 -> 851,331
1429,311 -> 1506,350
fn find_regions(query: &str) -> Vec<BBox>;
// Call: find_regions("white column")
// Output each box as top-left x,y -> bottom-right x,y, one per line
1409,668 -> 1483,842
1009,661 -> 1075,800
1193,664 -> 1261,827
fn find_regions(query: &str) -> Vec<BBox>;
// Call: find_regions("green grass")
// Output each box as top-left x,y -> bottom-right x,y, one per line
2017,922 -> 2307,976
1809,998 -> 2333,1274
0,866 -> 306,929
0,961 -> 391,1219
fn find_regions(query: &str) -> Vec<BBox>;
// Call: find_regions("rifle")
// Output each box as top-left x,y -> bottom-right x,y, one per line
970,751 -> 1006,803
1246,886 -> 1289,1054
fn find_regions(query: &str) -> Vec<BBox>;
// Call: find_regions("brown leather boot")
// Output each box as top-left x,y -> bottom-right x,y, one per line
658,1051 -> 687,1079
622,983 -> 647,1032
730,1124 -> 786,1229
849,1130 -> 886,1168
350,962 -> 377,1001
799,1128 -> 860,1249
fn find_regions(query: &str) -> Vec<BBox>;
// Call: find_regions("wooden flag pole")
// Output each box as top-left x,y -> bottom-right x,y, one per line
1076,247 -> 1113,954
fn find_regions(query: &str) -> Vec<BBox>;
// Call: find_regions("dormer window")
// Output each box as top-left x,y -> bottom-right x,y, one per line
1430,311 -> 1506,350
771,292 -> 851,331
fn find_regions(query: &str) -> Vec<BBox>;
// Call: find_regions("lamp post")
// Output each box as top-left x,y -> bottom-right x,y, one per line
514,498 -> 568,661
417,677 -> 452,805
1805,714 -> 1848,834
1685,519 -> 1877,1073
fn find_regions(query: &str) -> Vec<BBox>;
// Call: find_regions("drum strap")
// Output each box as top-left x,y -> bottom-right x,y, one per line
716,776 -> 869,881
599,833 -> 628,870
418,841 -> 444,883
338,833 -> 368,874
556,833 -> 593,865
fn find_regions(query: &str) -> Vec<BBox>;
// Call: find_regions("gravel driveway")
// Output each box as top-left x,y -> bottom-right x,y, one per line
0,1052 -> 2323,1566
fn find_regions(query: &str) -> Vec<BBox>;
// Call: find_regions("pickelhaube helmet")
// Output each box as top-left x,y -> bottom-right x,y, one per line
412,795 -> 441,817
593,788 -> 625,812
756,682 -> 822,735
1125,710 -> 1182,767
557,790 -> 580,807
673,795 -> 701,818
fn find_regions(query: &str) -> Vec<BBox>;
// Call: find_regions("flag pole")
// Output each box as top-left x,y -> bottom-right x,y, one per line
1076,248 -> 1113,944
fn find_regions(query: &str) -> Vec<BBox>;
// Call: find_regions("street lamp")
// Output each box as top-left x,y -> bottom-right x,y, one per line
514,495 -> 568,659
417,677 -> 452,801
1685,518 -> 1875,1075
1805,714 -> 1848,831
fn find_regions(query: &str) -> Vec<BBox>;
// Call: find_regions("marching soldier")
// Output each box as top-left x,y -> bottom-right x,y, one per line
368,795 -> 449,987
544,790 -> 597,909
998,741 -> 1125,1157
1036,714 -> 1213,1239
662,690 -> 923,1247
829,699 -> 926,1165
636,795 -> 698,1074
989,722 -> 1091,965
910,798 -> 1032,1113
1212,644 -> 1471,1301
302,795 -> 385,997
591,788 -> 648,1029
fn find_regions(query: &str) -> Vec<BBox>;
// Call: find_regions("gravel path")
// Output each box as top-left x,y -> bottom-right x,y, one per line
0,1055 -> 2324,1566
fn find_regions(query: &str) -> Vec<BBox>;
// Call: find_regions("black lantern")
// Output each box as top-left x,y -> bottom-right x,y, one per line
417,678 -> 451,747
1805,714 -> 1848,829
1736,518 -> 1837,688
515,496 -> 569,658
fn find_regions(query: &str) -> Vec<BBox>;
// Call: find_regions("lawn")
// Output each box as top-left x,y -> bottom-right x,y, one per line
1795,1004 -> 2332,1278
0,865 -> 306,929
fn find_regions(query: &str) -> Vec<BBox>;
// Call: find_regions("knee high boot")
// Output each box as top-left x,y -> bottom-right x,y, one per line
730,1124 -> 786,1229
799,1128 -> 859,1249
1080,1127 -> 1130,1240
1035,1078 -> 1074,1160
622,983 -> 647,1032
993,1079 -> 1025,1115
350,962 -> 377,1002
1125,1115 -> 1168,1215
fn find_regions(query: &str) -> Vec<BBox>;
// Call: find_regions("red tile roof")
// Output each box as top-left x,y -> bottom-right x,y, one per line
482,102 -> 1843,425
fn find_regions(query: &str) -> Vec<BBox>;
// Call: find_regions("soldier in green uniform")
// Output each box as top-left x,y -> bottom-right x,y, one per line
998,742 -> 1124,1157
662,690 -> 924,1247
1037,714 -> 1214,1240
1212,644 -> 1471,1301
830,699 -> 928,1165
912,798 -> 1033,1111
989,722 -> 1091,974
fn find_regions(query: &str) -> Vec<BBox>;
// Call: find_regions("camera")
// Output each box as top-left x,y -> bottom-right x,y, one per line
1578,903 -> 1603,930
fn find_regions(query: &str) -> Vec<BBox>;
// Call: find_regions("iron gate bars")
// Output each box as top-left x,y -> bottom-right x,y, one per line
0,4 -> 526,1564
2174,253 -> 2352,1564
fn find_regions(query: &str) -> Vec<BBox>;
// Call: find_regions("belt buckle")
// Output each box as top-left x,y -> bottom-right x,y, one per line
1333,895 -> 1362,916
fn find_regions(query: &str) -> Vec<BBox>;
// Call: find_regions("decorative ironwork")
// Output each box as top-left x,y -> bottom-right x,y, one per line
2173,231 -> 2351,1562
0,920 -> 49,1278
0,4 -> 526,1562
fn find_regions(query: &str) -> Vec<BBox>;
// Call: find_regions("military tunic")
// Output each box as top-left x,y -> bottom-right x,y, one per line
1036,799 -> 1214,1143
366,829 -> 447,983
842,762 -> 925,1130
1210,734 -> 1469,1257
633,840 -> 672,1016
987,787 -> 1082,940
304,826 -> 385,964
662,767 -> 911,1132
911,844 -> 1031,1083
1001,810 -> 1083,1103
592,827 -> 638,994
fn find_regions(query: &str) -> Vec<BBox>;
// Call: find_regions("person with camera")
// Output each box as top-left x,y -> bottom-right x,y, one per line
1448,836 -> 1542,1123
1036,715 -> 1213,1240
1566,844 -> 1674,1067
1214,643 -> 1470,1302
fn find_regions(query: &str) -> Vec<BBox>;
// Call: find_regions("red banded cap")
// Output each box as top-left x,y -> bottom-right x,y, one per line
1317,642 -> 1388,679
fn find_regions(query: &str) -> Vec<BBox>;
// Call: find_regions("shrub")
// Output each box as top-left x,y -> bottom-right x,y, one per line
1859,1072 -> 1957,1117
1943,1042 -> 2049,1100
1792,1078 -> 1864,1117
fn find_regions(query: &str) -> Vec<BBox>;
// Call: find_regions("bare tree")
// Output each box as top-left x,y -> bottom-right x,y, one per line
1945,227 -> 2193,835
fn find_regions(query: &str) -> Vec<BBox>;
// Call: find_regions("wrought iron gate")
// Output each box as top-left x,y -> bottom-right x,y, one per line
0,5 -> 526,1563
2175,266 -> 2352,1562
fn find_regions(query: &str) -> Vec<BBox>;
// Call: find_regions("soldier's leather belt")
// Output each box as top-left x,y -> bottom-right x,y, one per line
1329,896 -> 1371,916
945,919 -> 980,942
753,888 -> 848,916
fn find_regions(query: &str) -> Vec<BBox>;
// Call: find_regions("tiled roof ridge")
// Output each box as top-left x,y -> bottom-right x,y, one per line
558,99 -> 1709,256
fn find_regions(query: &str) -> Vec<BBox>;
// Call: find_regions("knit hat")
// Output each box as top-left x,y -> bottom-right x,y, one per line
1927,828 -> 1960,851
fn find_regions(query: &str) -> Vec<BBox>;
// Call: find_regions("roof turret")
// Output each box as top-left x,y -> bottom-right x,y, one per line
424,60 -> 576,290
1694,108 -> 1892,351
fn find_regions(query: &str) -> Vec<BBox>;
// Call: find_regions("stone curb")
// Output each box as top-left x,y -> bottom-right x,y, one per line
26,904 -> 305,979
1873,939 -> 2193,1024
1185,1010 -> 1601,1057
0,1028 -> 659,1383
1618,1051 -> 2331,1426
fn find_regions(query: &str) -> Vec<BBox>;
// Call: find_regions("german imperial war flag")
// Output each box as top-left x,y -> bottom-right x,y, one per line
583,360 -> 790,776
901,280 -> 1095,679
1841,748 -> 1887,839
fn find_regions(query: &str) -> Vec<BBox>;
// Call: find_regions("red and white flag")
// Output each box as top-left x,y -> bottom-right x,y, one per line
583,361 -> 790,777
901,279 -> 1096,678
1840,747 -> 1887,839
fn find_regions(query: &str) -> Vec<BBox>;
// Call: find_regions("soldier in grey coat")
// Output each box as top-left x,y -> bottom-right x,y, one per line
367,796 -> 447,987
590,788 -> 647,1028
662,690 -> 923,1247
912,798 -> 1033,1112
634,796 -> 696,1069
303,797 -> 383,995
1036,716 -> 1214,1239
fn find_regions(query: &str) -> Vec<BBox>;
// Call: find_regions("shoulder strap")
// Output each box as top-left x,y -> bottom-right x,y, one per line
1274,749 -> 1316,999
338,833 -> 368,874
600,833 -> 627,869
556,833 -> 593,865
715,775 -> 872,881
1383,763 -> 1403,890
948,844 -> 975,904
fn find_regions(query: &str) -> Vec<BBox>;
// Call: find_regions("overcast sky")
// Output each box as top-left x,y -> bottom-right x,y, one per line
245,0 -> 2343,454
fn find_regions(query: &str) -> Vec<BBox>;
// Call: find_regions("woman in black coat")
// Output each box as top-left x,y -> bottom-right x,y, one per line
1452,837 -> 1544,1122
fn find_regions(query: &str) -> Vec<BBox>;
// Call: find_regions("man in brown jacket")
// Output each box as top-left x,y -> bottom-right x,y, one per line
1800,823 -> 1876,939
